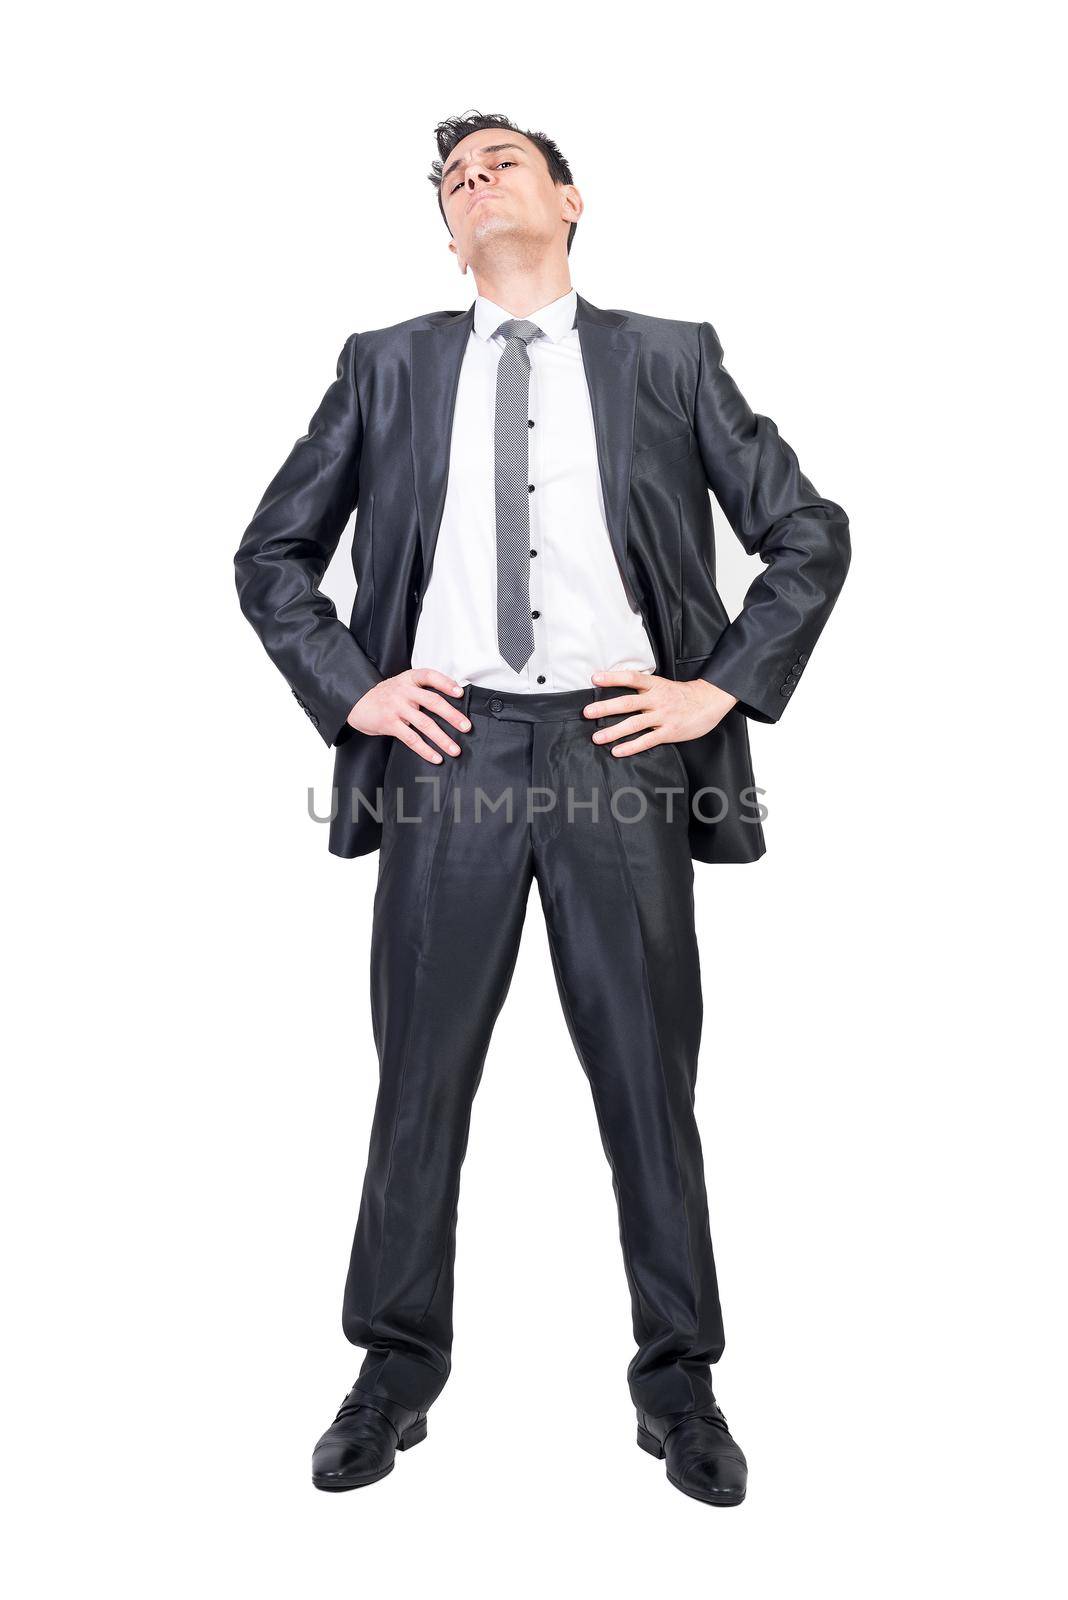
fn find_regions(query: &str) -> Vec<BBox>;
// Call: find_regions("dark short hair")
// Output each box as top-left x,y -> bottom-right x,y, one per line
428,110 -> 577,255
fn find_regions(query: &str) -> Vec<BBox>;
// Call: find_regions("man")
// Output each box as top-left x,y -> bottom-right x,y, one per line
235,110 -> 850,1506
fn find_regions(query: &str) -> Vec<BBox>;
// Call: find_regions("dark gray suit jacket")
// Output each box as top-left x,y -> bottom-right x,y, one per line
235,294 -> 851,863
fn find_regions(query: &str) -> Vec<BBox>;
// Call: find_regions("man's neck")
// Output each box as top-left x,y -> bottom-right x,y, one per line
470,261 -> 573,319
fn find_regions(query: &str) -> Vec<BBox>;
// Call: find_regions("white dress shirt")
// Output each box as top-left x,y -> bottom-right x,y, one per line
411,287 -> 656,692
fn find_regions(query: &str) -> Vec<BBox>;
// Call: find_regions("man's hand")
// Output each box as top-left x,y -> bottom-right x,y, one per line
346,668 -> 470,764
584,669 -> 738,756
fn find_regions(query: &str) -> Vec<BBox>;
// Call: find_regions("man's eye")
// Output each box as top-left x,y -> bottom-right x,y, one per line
450,159 -> 516,195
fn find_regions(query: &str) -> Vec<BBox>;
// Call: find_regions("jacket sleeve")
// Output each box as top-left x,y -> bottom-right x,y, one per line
692,320 -> 851,722
234,332 -> 384,746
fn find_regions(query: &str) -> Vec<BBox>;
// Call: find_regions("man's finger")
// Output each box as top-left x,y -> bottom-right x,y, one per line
412,688 -> 471,731
393,720 -> 444,763
610,733 -> 665,757
403,708 -> 461,757
592,715 -> 657,745
583,693 -> 649,719
591,669 -> 647,688
410,667 -> 463,695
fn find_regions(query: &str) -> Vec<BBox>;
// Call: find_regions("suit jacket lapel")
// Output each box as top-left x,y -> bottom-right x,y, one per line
574,294 -> 641,610
409,294 -> 641,609
410,305 -> 475,587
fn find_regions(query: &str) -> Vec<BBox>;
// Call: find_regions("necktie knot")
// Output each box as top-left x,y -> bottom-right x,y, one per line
495,319 -> 544,348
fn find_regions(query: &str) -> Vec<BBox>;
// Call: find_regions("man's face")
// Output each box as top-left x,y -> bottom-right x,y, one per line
439,130 -> 580,268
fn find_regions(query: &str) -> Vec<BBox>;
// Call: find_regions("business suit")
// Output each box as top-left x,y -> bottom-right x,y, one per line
235,296 -> 851,866
235,294 -> 849,1426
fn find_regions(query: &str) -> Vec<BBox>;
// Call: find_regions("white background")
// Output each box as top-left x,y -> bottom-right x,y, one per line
4,2 -> 1064,1594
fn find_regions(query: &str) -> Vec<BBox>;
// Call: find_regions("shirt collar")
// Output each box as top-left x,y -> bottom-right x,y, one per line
473,287 -> 578,345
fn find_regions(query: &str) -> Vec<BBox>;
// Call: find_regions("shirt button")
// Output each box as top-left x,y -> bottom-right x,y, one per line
537,675 -> 546,684
528,484 -> 535,493
530,548 -> 537,558
531,610 -> 540,619
528,419 -> 535,429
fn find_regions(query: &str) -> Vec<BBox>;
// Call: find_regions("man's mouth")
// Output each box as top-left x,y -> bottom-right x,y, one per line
466,192 -> 500,215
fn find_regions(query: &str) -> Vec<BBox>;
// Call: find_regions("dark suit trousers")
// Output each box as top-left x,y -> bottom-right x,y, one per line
343,683 -> 725,1416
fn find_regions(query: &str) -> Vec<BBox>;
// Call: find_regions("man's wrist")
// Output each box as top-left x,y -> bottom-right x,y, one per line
694,677 -> 738,720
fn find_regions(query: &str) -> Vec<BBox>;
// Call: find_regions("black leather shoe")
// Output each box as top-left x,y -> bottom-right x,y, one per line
637,1400 -> 747,1506
312,1388 -> 427,1492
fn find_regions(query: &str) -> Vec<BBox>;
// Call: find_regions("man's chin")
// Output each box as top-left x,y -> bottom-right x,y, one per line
470,209 -> 515,240
468,214 -> 531,262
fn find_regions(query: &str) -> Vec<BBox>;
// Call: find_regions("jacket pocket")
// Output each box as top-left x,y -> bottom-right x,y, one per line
673,650 -> 720,681
631,427 -> 695,478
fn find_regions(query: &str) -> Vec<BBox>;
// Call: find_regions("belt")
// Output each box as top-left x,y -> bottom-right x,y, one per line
466,683 -> 619,723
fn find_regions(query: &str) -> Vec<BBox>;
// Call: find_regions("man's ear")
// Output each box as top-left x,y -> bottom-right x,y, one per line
449,240 -> 468,275
562,184 -> 584,227
559,187 -> 585,233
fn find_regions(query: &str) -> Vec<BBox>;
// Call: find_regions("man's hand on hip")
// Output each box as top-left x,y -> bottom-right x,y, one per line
346,668 -> 470,764
583,669 -> 737,756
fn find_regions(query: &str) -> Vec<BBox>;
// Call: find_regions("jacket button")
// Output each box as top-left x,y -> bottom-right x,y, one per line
798,653 -> 808,664
780,686 -> 790,696
489,697 -> 503,713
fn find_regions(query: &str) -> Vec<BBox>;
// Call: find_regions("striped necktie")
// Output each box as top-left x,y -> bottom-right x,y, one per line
493,318 -> 544,672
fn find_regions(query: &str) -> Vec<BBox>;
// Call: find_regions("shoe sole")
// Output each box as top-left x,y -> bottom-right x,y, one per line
637,1422 -> 746,1507
666,1473 -> 746,1506
312,1416 -> 427,1492
313,1461 -> 395,1492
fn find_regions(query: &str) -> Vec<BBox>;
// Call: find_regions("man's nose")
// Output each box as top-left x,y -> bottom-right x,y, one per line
465,167 -> 493,190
